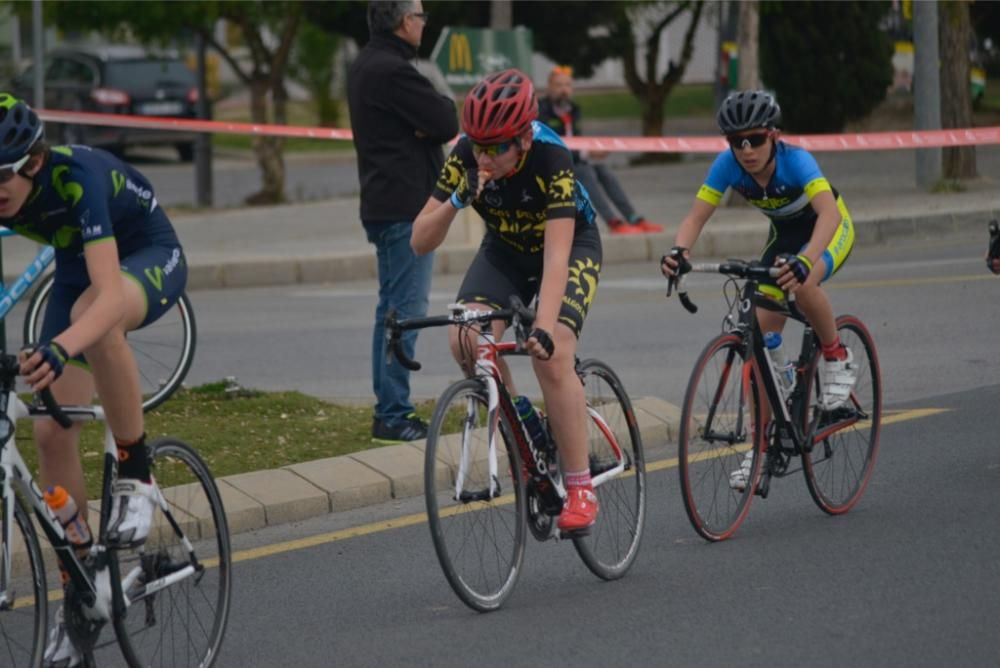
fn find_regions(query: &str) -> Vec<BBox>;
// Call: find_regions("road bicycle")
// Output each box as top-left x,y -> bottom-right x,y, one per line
386,298 -> 646,612
0,353 -> 231,666
0,228 -> 197,412
667,259 -> 882,541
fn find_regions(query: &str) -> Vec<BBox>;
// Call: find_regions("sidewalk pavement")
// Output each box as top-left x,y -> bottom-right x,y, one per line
3,144 -> 999,537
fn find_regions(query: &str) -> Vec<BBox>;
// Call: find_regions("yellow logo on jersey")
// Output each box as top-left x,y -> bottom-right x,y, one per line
549,170 -> 575,200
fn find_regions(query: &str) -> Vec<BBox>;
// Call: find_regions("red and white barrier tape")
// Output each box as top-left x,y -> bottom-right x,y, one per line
37,108 -> 1000,152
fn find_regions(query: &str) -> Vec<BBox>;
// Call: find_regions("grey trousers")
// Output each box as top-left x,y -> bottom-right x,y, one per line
573,159 -> 637,225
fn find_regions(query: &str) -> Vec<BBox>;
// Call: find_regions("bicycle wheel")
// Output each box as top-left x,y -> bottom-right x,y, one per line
0,494 -> 46,667
24,273 -> 197,412
801,315 -> 882,514
425,378 -> 527,612
572,358 -> 646,580
678,333 -> 763,542
112,437 -> 231,667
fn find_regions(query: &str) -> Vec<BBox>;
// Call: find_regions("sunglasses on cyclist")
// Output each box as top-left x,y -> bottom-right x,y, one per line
471,140 -> 516,158
0,153 -> 31,184
726,132 -> 771,150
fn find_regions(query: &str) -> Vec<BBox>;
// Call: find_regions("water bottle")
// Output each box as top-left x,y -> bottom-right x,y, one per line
763,331 -> 795,391
44,485 -> 92,549
514,395 -> 548,453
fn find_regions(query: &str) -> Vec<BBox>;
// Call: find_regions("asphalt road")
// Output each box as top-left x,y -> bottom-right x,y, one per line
113,230 -> 1000,410
194,382 -> 1000,667
7,226 -> 999,667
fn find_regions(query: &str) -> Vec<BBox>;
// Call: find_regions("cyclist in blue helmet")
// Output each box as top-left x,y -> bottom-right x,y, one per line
0,92 -> 187,666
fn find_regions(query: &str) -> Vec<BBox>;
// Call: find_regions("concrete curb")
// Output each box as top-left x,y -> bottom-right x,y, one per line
179,206 -> 1000,291
194,396 -> 680,538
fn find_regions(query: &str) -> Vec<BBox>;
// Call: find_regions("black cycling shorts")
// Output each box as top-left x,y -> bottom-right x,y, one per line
456,226 -> 602,337
41,244 -> 187,366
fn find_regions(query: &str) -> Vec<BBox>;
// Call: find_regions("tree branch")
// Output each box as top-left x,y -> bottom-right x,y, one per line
269,3 -> 304,89
662,1 -> 704,87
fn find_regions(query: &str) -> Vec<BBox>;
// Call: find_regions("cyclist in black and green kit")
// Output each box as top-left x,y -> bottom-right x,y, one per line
0,93 -> 186,667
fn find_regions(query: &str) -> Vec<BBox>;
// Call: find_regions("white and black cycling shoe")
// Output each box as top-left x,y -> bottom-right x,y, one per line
106,478 -> 157,548
43,606 -> 83,668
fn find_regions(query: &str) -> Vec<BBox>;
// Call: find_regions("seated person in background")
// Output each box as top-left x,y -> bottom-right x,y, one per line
538,65 -> 662,236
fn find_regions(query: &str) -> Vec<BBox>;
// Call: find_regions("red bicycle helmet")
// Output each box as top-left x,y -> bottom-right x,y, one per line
461,69 -> 538,144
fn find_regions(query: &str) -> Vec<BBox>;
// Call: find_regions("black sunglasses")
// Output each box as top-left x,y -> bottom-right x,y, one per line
727,132 -> 771,150
410,11 -> 430,21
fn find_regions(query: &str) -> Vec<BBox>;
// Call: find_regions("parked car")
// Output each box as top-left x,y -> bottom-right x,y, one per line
8,44 -> 208,162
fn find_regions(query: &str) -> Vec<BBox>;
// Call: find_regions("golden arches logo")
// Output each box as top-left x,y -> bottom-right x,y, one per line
449,33 -> 472,72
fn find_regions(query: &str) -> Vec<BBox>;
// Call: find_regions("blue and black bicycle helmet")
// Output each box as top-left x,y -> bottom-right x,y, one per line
717,90 -> 781,134
0,92 -> 44,163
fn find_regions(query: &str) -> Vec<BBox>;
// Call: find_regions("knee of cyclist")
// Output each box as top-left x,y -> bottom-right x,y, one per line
33,419 -> 81,453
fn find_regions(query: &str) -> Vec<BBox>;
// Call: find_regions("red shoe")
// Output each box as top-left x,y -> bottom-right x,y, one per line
607,218 -> 643,235
633,217 -> 664,233
558,485 -> 599,532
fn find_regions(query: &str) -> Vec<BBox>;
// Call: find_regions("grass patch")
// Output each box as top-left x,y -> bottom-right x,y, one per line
14,381 -> 434,500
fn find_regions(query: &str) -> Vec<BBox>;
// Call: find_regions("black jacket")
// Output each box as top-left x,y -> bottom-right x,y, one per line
537,95 -> 583,162
348,33 -> 458,224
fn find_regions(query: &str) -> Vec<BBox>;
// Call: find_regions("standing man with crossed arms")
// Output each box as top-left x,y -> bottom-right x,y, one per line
348,0 -> 458,443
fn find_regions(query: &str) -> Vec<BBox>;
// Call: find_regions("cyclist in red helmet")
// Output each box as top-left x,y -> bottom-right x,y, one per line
412,68 -> 603,532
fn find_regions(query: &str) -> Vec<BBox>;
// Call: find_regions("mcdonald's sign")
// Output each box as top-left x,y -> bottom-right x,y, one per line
449,33 -> 473,72
431,27 -> 534,93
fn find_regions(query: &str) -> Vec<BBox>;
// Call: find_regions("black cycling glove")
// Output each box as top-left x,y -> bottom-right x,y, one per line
450,169 -> 480,210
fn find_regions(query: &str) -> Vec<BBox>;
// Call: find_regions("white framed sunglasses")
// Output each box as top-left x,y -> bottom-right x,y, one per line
0,153 -> 31,184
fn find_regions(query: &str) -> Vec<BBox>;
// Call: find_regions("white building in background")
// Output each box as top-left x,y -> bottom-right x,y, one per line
532,4 -> 720,88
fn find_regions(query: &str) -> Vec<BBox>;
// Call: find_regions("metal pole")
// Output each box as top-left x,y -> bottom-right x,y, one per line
195,32 -> 213,207
913,0 -> 941,190
31,0 -> 44,108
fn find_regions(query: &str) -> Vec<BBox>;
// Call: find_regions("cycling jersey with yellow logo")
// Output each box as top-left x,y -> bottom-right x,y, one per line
432,121 -> 597,255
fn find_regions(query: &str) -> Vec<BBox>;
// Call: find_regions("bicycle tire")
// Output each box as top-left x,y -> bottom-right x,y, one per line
424,378 -> 527,612
23,273 -> 197,412
678,333 -> 763,542
111,437 -> 231,667
0,494 -> 46,667
801,315 -> 882,514
572,358 -> 646,580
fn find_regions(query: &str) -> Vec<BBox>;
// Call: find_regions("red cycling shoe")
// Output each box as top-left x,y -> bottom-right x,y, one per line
558,485 -> 599,532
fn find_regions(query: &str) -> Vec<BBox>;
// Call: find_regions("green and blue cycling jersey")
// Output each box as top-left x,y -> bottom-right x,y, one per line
0,145 -> 186,357
697,140 -> 854,282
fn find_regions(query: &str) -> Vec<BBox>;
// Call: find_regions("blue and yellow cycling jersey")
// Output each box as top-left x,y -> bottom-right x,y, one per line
698,141 -> 854,284
0,145 -> 180,285
432,121 -> 597,255
697,141 -> 836,225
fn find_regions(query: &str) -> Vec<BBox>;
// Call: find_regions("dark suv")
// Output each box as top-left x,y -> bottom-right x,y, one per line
9,44 -> 206,162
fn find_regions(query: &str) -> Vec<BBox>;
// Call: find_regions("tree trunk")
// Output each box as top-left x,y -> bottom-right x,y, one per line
737,0 -> 759,90
640,90 -> 666,137
246,76 -> 286,205
939,0 -> 977,179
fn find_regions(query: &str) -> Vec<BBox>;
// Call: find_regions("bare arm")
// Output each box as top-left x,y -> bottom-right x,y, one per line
797,190 -> 840,266
21,240 -> 128,390
661,197 -> 716,276
411,195 -> 458,256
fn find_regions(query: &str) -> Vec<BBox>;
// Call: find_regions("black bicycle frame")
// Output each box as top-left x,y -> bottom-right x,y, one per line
734,280 -> 820,455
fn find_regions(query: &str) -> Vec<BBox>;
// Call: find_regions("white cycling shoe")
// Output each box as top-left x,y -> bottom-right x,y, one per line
106,478 -> 157,548
728,449 -> 756,492
821,347 -> 857,410
43,606 -> 83,668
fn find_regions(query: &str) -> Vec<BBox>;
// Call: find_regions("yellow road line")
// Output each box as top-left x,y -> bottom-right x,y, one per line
17,405 -> 946,608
